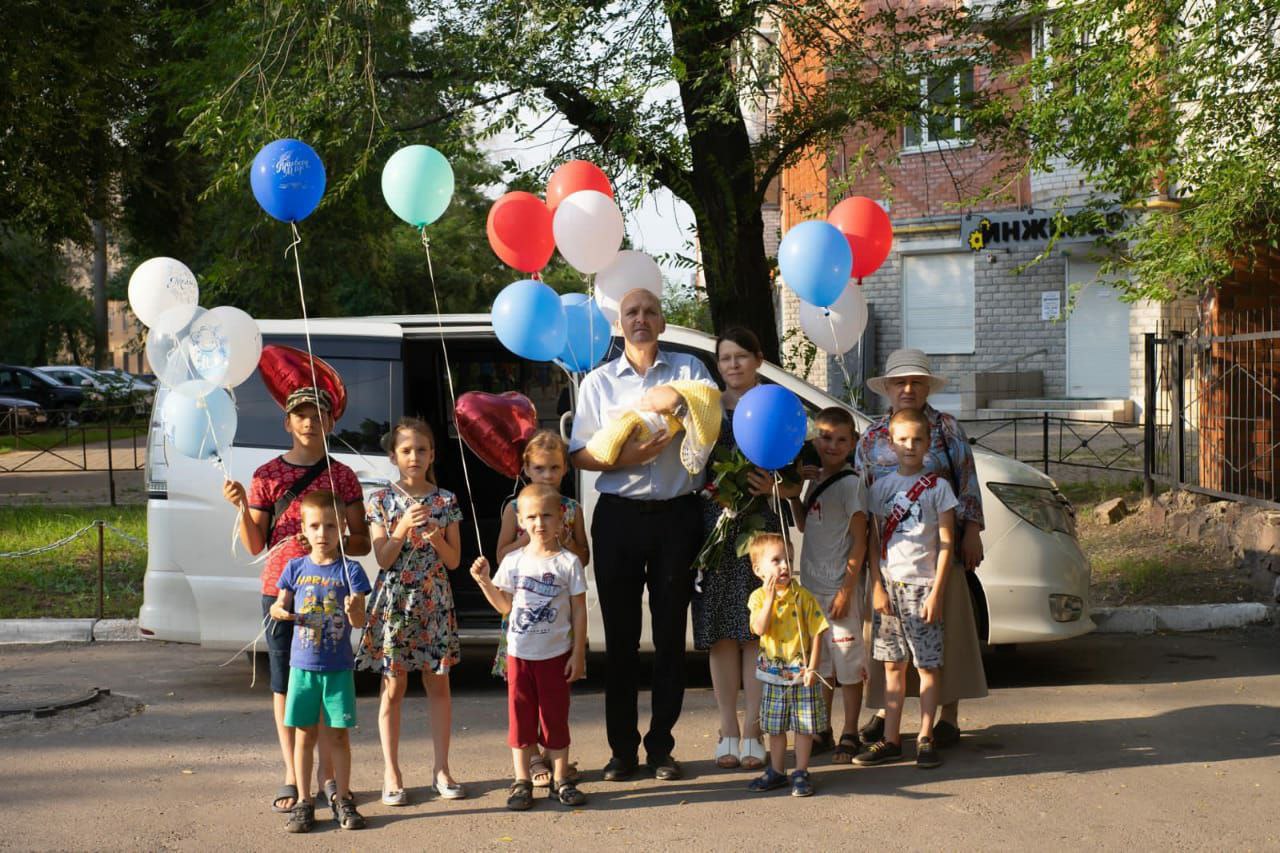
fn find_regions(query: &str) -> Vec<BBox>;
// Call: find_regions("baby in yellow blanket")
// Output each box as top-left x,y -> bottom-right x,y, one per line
585,380 -> 722,474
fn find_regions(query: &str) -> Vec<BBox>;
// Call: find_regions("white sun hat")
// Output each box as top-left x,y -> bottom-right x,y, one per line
865,348 -> 949,397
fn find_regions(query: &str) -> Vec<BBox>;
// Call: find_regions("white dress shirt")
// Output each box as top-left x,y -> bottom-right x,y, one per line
570,349 -> 717,500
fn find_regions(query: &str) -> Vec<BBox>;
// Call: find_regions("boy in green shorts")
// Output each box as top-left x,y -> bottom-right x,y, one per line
270,490 -> 372,832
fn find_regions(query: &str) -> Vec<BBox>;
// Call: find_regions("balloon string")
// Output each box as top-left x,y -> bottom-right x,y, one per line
771,476 -> 834,692
825,310 -> 855,401
287,222 -> 352,575
421,227 -> 485,548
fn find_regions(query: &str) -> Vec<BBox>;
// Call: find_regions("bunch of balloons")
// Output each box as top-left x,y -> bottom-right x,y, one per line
128,258 -> 261,463
778,196 -> 892,356
485,160 -> 663,369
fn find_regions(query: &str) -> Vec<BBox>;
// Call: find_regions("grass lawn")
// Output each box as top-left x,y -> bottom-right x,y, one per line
0,423 -> 148,454
0,505 -> 146,618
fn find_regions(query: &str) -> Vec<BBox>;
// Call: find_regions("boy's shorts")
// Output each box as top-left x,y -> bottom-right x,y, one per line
507,652 -> 571,750
813,587 -> 866,685
873,580 -> 945,670
284,668 -> 357,728
759,680 -> 829,736
262,594 -> 292,695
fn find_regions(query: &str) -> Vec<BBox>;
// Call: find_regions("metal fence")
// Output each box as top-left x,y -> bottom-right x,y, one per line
0,403 -> 149,506
1146,317 -> 1280,508
959,413 -> 1145,477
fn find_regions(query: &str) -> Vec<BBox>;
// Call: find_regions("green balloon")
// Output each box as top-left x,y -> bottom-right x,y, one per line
381,145 -> 455,227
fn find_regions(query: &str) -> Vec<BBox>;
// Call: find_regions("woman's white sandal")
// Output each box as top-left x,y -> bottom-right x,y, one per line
739,737 -> 766,770
714,736 -> 741,769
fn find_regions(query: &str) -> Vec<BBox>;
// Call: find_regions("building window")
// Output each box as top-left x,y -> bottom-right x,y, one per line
903,253 -> 975,354
902,68 -> 975,151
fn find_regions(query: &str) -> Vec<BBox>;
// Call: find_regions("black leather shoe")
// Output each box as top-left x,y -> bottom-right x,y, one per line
858,714 -> 886,745
932,720 -> 961,748
602,756 -> 638,782
646,755 -> 683,781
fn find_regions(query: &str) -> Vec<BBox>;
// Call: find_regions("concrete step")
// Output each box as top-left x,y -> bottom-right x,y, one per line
987,398 -> 1130,411
973,407 -> 1130,423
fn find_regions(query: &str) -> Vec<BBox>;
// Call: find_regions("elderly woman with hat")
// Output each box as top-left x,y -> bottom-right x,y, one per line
854,348 -> 988,751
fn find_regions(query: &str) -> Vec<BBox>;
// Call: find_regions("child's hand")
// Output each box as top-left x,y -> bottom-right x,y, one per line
565,651 -> 586,682
801,667 -> 817,687
469,556 -> 490,584
762,572 -> 778,598
420,521 -> 442,545
395,504 -> 431,539
222,480 -> 247,509
860,665 -> 869,683
797,464 -> 822,482
269,603 -> 294,622
830,583 -> 853,619
873,582 -> 892,616
921,589 -> 942,624
343,594 -> 363,623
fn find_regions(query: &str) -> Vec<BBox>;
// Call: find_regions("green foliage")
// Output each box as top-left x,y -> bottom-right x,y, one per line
991,0 -> 1280,301
0,230 -> 92,364
662,279 -> 713,333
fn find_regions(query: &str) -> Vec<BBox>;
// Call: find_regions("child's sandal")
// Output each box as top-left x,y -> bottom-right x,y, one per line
284,801 -> 315,833
529,754 -> 553,788
832,734 -> 861,764
507,780 -> 535,811
329,794 -> 366,830
551,778 -> 587,807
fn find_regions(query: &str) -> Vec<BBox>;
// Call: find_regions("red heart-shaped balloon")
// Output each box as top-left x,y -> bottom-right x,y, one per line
454,391 -> 539,479
257,344 -> 348,421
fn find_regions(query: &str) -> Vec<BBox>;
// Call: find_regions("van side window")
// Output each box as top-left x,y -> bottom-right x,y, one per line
233,353 -> 400,453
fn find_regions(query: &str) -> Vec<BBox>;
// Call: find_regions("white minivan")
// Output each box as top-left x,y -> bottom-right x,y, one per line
139,315 -> 1093,650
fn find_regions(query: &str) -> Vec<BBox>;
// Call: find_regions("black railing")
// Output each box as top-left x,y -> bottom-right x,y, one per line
959,413 -> 1145,476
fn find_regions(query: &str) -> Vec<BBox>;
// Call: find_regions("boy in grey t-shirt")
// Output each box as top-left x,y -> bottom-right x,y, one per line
789,407 -> 869,764
860,408 -> 957,770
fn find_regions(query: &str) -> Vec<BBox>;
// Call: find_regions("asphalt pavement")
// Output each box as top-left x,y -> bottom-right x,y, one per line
1,628 -> 1278,851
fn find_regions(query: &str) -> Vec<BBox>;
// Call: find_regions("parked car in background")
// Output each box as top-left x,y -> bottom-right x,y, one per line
97,368 -> 156,392
36,365 -> 153,415
0,365 -> 84,423
0,396 -> 48,432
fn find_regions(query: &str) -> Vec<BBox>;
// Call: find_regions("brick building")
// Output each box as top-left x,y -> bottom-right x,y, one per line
769,21 -> 1193,421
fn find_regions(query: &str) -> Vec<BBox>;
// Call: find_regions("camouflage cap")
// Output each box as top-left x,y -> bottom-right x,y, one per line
284,386 -> 333,414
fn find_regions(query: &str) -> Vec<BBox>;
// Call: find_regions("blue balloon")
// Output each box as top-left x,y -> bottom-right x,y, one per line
777,220 -> 853,308
492,280 -> 568,361
557,292 -> 611,371
732,384 -> 807,471
250,139 -> 326,222
161,384 -> 238,461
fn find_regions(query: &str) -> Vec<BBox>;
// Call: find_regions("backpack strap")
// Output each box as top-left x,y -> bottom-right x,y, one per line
267,457 -> 332,540
879,473 -> 938,559
802,468 -> 857,515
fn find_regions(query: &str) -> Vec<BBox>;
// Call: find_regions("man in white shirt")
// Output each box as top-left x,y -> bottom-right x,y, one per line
570,288 -> 717,782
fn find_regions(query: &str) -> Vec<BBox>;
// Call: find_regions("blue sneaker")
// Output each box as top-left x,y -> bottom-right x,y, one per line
747,767 -> 788,792
790,770 -> 814,797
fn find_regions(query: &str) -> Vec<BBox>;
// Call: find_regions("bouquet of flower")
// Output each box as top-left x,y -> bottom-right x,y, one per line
694,447 -> 775,573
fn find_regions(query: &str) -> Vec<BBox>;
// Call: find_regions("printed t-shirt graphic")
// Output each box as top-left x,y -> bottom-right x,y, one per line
492,549 -> 587,661
277,555 -> 372,671
747,584 -> 830,684
868,471 -> 958,586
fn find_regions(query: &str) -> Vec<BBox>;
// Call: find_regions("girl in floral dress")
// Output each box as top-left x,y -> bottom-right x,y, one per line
357,417 -> 465,806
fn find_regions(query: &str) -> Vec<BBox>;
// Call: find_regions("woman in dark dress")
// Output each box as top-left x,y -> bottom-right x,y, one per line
692,328 -> 802,770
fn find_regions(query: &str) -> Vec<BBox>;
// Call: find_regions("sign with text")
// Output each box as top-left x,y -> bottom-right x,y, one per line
962,208 -> 1126,253
1041,291 -> 1061,321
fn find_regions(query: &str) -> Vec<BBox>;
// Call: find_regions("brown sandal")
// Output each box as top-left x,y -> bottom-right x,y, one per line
832,734 -> 861,764
530,754 -> 553,788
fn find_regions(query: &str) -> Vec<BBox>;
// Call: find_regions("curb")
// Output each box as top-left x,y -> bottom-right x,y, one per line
1092,603 -> 1278,634
0,618 -> 140,645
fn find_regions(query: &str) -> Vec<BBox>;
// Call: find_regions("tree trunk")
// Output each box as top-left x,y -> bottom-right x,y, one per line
92,218 -> 108,369
668,2 -> 780,363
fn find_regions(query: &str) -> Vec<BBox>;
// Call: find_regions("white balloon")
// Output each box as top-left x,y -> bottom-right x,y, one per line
128,257 -> 199,330
552,189 -> 624,274
146,305 -> 207,388
193,306 -> 262,388
594,250 -> 663,326
799,284 -> 868,355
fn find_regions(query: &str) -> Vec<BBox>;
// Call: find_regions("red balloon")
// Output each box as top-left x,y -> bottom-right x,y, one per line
487,192 -> 555,273
828,196 -> 893,281
257,345 -> 348,421
454,391 -> 539,479
546,160 -> 613,214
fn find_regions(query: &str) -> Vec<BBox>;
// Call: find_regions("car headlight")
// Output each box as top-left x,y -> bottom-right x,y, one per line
987,482 -> 1076,536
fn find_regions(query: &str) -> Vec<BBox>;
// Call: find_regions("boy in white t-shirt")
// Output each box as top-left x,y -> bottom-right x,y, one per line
471,484 -> 588,810
788,407 -> 869,764
859,408 -> 957,770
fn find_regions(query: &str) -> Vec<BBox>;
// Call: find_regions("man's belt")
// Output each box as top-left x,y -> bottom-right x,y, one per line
598,492 -> 699,514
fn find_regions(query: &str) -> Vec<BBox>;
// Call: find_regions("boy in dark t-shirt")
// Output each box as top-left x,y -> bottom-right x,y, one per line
222,386 -> 370,814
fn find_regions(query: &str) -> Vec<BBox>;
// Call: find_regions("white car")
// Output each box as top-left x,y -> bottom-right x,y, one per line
139,316 -> 1092,650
